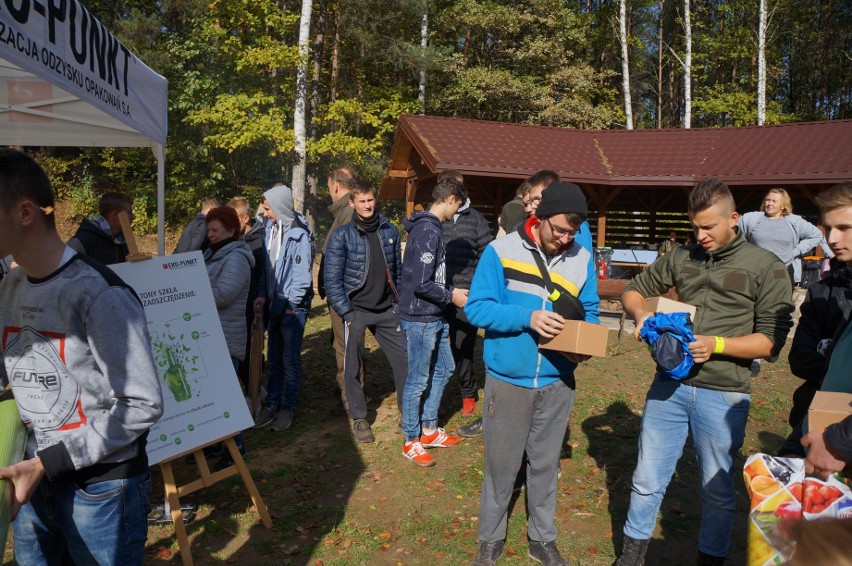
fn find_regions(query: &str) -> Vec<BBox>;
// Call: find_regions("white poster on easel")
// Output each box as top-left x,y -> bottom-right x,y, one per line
110,251 -> 253,465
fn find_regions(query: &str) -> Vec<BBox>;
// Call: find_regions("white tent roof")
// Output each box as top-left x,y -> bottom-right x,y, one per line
1,0 -> 168,253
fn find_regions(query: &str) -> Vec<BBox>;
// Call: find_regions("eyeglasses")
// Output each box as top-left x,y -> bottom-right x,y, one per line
544,217 -> 576,238
523,196 -> 542,207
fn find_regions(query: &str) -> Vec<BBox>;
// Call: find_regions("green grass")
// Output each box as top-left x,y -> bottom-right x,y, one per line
3,297 -> 805,565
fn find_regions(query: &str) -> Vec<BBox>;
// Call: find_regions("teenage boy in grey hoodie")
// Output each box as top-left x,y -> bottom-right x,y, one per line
0,149 -> 163,565
253,184 -> 314,431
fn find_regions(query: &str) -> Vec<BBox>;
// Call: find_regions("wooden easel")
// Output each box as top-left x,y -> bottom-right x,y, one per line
118,213 -> 273,565
118,211 -> 153,263
160,436 -> 273,566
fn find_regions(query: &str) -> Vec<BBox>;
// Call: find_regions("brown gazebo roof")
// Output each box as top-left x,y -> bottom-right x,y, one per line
387,114 -> 852,188
383,114 -> 850,249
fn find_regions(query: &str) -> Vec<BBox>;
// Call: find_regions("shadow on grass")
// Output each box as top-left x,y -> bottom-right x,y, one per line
582,398 -> 752,564
581,401 -> 641,553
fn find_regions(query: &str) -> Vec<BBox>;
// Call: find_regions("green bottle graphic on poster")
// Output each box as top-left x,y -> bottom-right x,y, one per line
153,322 -> 199,402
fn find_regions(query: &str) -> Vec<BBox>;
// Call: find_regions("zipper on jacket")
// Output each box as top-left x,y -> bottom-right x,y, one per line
380,225 -> 400,302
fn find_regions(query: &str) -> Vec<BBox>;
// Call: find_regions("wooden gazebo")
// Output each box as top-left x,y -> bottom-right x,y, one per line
381,115 -> 852,246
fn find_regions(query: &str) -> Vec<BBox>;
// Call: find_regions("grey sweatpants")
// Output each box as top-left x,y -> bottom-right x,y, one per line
343,306 -> 408,420
477,375 -> 575,543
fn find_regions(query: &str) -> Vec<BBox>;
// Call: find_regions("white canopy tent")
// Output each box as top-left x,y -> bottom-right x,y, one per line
1,0 -> 168,255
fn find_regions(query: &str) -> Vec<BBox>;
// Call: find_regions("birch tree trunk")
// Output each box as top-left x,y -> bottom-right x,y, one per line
330,9 -> 339,102
619,0 -> 633,129
292,0 -> 313,216
305,0 -> 325,233
657,0 -> 664,128
757,0 -> 767,125
683,0 -> 691,128
419,2 -> 428,115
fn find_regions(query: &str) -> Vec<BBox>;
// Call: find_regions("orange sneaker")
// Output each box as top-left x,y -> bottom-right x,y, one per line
461,398 -> 476,416
420,427 -> 461,448
402,440 -> 435,467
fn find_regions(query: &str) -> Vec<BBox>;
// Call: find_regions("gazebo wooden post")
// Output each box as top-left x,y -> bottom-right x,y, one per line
405,177 -> 417,218
597,186 -> 608,247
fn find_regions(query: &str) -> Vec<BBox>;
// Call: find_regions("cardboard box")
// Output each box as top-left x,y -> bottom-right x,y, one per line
643,296 -> 697,320
807,391 -> 852,432
539,320 -> 609,357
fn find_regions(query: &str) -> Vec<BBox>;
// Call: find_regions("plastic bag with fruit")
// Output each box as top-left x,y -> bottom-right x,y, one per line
743,453 -> 852,565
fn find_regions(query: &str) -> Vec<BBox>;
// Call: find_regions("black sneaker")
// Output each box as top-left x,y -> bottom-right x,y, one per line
213,445 -> 248,472
184,443 -> 224,464
147,503 -> 197,525
352,418 -> 375,443
471,539 -> 505,566
458,418 -> 483,438
528,540 -> 567,566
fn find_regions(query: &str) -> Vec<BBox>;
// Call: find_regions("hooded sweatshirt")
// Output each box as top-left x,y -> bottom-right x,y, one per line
399,210 -> 453,321
263,185 -> 314,313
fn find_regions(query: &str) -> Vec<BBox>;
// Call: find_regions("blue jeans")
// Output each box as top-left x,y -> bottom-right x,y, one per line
400,319 -> 455,442
13,471 -> 151,565
623,378 -> 750,557
265,310 -> 307,412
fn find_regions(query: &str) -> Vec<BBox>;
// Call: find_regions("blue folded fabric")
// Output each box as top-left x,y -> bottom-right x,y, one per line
640,312 -> 696,380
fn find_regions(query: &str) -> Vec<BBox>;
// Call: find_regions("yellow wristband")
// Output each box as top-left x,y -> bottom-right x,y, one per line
714,336 -> 725,355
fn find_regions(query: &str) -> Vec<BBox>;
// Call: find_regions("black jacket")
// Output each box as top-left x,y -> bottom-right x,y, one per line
243,218 -> 268,313
787,259 -> 852,426
442,201 -> 492,291
826,415 -> 852,463
70,219 -> 128,265
789,259 -> 852,382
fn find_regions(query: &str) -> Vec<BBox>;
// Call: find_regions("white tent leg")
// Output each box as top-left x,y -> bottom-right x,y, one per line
153,143 -> 166,256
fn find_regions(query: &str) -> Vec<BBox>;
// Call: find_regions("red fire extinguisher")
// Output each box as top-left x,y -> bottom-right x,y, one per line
598,259 -> 607,280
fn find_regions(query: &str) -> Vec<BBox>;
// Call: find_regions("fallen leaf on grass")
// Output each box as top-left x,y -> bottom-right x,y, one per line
378,496 -> 388,503
380,532 -> 392,540
156,549 -> 172,560
380,544 -> 391,551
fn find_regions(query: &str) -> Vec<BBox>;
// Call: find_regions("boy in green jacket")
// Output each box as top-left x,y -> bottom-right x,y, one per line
616,178 -> 793,566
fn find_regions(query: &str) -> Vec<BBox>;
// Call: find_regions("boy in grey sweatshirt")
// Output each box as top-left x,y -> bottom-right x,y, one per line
0,149 -> 163,565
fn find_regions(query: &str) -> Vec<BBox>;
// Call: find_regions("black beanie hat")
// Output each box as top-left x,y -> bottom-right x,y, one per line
534,182 -> 588,219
